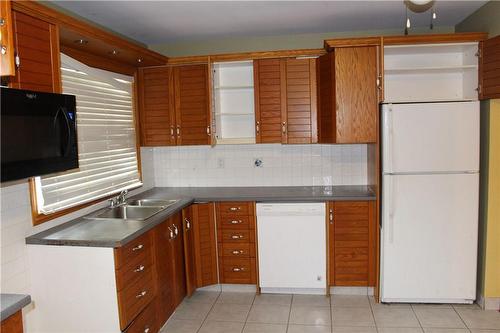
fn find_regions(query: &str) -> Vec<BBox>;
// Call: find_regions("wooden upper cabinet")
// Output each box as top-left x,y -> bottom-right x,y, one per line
318,46 -> 378,144
254,58 -> 286,143
284,58 -> 318,144
254,57 -> 317,144
138,67 -> 176,146
0,0 -> 15,76
480,35 -> 500,100
173,64 -> 211,145
9,10 -> 60,93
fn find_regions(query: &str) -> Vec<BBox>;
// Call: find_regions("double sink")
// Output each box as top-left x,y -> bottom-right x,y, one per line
85,199 -> 179,221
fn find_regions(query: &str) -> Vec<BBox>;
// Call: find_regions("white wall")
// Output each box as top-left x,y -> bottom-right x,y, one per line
152,144 -> 368,187
0,148 -> 155,296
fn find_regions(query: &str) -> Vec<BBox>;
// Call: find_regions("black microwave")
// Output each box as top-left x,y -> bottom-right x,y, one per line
1,87 -> 79,182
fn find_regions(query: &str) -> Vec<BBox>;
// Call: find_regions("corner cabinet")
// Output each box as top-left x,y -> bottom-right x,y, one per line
479,35 -> 500,99
8,10 -> 61,92
317,45 -> 379,144
328,201 -> 377,287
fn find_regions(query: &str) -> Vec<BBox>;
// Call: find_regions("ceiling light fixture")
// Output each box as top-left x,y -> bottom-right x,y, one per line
404,0 -> 437,35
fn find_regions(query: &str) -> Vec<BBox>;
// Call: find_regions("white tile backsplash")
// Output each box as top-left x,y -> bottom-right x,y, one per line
151,144 -> 367,187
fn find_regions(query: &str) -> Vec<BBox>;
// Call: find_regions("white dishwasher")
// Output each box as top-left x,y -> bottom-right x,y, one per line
256,202 -> 327,294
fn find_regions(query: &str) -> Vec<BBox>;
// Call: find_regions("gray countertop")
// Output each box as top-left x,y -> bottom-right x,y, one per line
1,294 -> 31,321
26,186 -> 375,248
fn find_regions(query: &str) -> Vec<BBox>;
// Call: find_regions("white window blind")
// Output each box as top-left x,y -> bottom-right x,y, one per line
35,54 -> 142,214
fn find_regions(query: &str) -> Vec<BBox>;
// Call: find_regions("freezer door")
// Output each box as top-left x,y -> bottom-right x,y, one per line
382,102 -> 479,173
381,173 -> 478,303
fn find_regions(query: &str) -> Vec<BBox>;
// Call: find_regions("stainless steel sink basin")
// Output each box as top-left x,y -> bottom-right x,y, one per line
90,206 -> 164,220
126,199 -> 178,207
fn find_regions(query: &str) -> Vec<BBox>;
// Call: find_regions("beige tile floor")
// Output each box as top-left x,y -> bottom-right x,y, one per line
161,291 -> 500,333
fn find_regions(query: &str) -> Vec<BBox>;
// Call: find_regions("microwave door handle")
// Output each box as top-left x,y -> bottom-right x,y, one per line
54,107 -> 72,157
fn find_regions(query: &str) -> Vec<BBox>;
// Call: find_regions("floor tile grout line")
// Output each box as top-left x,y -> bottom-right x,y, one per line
452,303 -> 472,331
285,294 -> 294,333
368,295 -> 380,333
410,303 -> 425,332
241,292 -> 257,333
194,290 -> 222,333
329,293 -> 334,332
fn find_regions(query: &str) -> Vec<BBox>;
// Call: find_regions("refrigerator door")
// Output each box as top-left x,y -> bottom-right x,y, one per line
381,173 -> 478,303
382,101 -> 479,174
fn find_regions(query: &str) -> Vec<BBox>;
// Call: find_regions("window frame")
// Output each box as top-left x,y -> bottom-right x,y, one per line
29,59 -> 143,226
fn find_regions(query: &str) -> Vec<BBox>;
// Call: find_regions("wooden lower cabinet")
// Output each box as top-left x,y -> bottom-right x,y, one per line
216,202 -> 258,284
328,201 -> 377,287
0,310 -> 23,333
124,298 -> 158,333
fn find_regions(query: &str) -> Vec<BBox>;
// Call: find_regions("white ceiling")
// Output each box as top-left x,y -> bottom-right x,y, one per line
50,1 -> 487,45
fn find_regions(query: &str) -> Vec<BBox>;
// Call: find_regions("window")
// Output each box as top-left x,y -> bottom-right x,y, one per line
33,54 -> 142,216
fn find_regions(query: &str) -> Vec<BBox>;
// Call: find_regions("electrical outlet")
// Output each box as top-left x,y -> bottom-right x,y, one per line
254,158 -> 263,167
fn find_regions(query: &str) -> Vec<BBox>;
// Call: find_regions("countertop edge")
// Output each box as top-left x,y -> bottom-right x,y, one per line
1,294 -> 31,321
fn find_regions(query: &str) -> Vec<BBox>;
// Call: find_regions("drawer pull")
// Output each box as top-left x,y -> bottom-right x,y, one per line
229,207 -> 241,211
144,328 -> 150,333
231,234 -> 244,239
136,290 -> 147,298
134,265 -> 145,273
232,267 -> 245,272
230,220 -> 242,224
232,250 -> 244,255
168,226 -> 175,240
132,244 -> 144,251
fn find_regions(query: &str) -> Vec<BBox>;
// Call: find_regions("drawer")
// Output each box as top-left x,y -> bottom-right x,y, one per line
115,249 -> 153,291
219,215 -> 253,229
218,202 -> 254,217
220,229 -> 255,243
117,269 -> 155,330
220,258 -> 256,284
115,232 -> 152,269
124,299 -> 157,333
219,243 -> 255,258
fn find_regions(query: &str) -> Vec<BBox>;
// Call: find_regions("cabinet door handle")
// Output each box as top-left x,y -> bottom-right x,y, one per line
132,244 -> 144,251
282,122 -> 286,134
1,46 -> 7,55
207,125 -> 211,135
256,121 -> 260,134
231,234 -> 244,239
176,126 -> 180,136
173,224 -> 179,237
136,290 -> 147,298
230,220 -> 242,224
170,126 -> 175,136
184,218 -> 191,230
144,328 -> 150,333
232,250 -> 244,255
229,207 -> 241,211
232,267 -> 245,272
168,226 -> 175,240
329,209 -> 334,224
134,265 -> 145,273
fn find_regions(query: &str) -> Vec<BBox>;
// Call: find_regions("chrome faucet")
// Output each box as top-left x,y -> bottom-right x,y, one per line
109,189 -> 128,207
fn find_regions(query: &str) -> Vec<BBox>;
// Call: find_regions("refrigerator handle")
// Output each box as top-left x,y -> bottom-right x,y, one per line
387,176 -> 395,244
386,106 -> 394,173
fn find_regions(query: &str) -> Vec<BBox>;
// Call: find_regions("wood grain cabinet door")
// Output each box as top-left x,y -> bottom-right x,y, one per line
9,10 -> 61,93
253,58 -> 286,143
479,35 -> 500,99
283,58 -> 318,144
328,201 -> 376,287
182,205 -> 197,297
334,46 -> 378,143
0,0 -> 15,76
173,64 -> 211,145
170,213 -> 187,307
191,203 -> 218,288
137,67 -> 176,146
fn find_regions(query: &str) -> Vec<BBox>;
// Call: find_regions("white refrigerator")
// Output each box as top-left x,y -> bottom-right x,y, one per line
380,101 -> 480,304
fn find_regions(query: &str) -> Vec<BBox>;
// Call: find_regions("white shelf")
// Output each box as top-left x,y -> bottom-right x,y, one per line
214,85 -> 254,90
385,65 -> 478,75
215,112 -> 254,116
215,137 -> 256,145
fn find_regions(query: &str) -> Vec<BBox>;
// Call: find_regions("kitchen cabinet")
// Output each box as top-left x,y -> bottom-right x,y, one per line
479,35 -> 500,99
173,64 -> 211,145
190,203 -> 219,288
137,67 -> 176,146
216,202 -> 257,284
124,301 -> 157,333
328,201 -> 376,287
8,10 -> 61,93
0,0 -> 15,76
153,213 -> 186,327
254,57 -> 318,144
182,205 -> 197,296
0,310 -> 23,333
317,46 -> 378,144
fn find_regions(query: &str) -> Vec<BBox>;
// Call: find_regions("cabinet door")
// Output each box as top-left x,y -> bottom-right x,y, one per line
192,203 -> 218,287
334,47 -> 377,143
10,11 -> 60,93
328,201 -> 376,287
479,35 -> 500,99
182,206 -> 197,297
173,64 -> 211,145
153,221 -> 176,325
0,0 -> 15,76
170,213 -> 187,307
283,58 -> 318,144
317,52 -> 336,144
137,67 -> 176,146
254,58 -> 286,143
